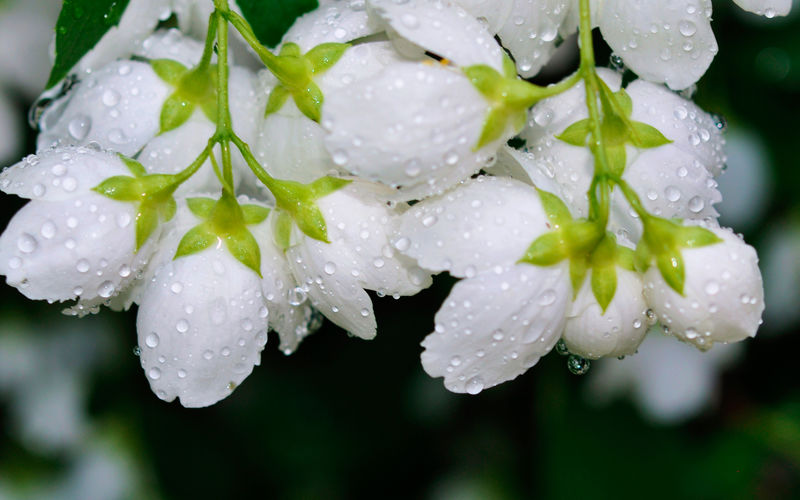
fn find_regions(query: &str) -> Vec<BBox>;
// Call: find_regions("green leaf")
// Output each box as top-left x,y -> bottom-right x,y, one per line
656,251 -> 685,295
306,43 -> 350,73
520,232 -> 567,266
628,121 -> 672,148
557,119 -> 591,146
175,224 -> 217,259
591,264 -> 617,312
160,93 -> 195,133
242,205 -> 271,225
265,85 -> 292,116
676,225 -> 723,249
93,176 -> 141,201
187,197 -> 216,219
536,188 -> 573,228
225,229 -> 262,277
237,0 -> 319,48
47,0 -> 131,89
136,206 -> 159,252
293,81 -> 324,123
151,59 -> 188,86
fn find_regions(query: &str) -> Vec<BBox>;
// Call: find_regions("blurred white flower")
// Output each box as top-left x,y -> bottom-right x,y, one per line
586,328 -> 743,424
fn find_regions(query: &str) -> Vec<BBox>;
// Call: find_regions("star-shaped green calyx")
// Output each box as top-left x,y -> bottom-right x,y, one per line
557,78 -> 672,177
175,191 -> 271,276
519,189 -> 636,312
92,155 -> 178,251
151,59 -> 219,134
269,176 -> 352,250
634,216 -> 722,296
263,42 -> 350,123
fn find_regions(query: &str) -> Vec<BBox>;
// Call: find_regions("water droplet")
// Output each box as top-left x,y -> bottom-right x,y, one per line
40,221 -> 56,239
323,261 -> 337,275
97,281 -> 115,298
678,20 -> 697,37
705,281 -> 720,296
76,259 -> 90,273
202,350 -> 214,360
176,319 -> 189,333
688,196 -> 705,213
465,376 -> 484,395
145,333 -> 160,348
492,330 -> 504,341
17,233 -> 37,253
393,237 -> 410,252
450,355 -> 462,367
555,339 -> 569,356
177,369 -> 187,379
148,367 -> 161,380
170,282 -> 183,294
567,354 -> 590,375
422,215 -> 437,227
102,89 -> 120,107
67,115 -> 91,140
288,287 -> 307,306
132,346 -> 141,356
665,185 -> 681,202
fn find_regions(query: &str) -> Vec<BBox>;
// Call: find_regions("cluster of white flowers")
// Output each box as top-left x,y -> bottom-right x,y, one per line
0,0 -> 784,407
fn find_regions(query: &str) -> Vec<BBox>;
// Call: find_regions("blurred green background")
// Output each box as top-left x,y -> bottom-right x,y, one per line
1,1 -> 800,499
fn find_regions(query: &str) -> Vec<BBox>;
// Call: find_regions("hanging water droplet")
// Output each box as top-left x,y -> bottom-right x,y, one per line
465,376 -> 484,395
288,286 -> 307,306
567,354 -> 590,375
97,281 -> 115,298
555,339 -> 569,356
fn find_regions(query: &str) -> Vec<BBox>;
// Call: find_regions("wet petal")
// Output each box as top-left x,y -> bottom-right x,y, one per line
732,0 -> 791,17
496,0 -> 570,77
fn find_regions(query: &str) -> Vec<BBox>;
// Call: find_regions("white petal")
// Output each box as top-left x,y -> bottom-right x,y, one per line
251,216 -> 315,355
0,195 -> 150,303
136,247 -> 268,408
139,121 -> 222,196
76,0 -> 171,75
643,225 -> 764,349
421,263 -> 570,393
396,176 -> 549,277
732,0 -> 792,17
136,28 -> 206,67
37,61 -> 170,156
229,67 -> 260,145
563,268 -> 649,359
367,0 -> 505,71
627,78 -> 726,175
496,0 -> 571,77
0,146 -> 130,201
454,0 -> 515,32
598,0 -> 718,90
323,62 -> 502,200
282,0 -> 380,51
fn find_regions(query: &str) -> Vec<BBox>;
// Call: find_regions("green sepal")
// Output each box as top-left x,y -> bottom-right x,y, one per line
294,203 -> 330,243
537,188 -> 572,228
615,88 -> 633,117
520,232 -> 568,266
242,205 -> 271,225
186,197 -> 216,218
464,65 -> 504,97
293,81 -> 324,123
175,223 -> 217,259
134,205 -> 157,251
656,251 -> 685,296
616,246 -> 636,272
569,257 -> 589,298
151,59 -> 188,86
305,42 -> 350,73
160,93 -> 195,133
279,42 -> 302,57
119,155 -> 147,177
676,225 -> 722,248
502,53 -> 517,79
265,85 -> 292,116
93,176 -> 141,201
628,121 -> 672,149
160,196 -> 177,222
605,144 -> 627,178
475,107 -> 514,150
633,239 -> 651,273
557,119 -> 591,146
309,176 -> 352,198
563,221 -> 605,255
591,263 -> 617,312
274,210 -> 293,250
200,98 -> 218,123
225,228 -> 263,277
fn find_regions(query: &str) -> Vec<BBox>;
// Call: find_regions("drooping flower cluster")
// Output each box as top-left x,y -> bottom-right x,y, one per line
0,0 -> 782,406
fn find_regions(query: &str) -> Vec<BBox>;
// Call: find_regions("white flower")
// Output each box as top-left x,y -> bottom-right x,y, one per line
643,224 -> 764,350
254,41 -> 404,183
396,176 -> 570,393
286,180 -> 431,339
519,71 -> 722,240
563,267 -> 649,359
732,0 -> 792,17
136,240 -> 269,408
587,328 -> 742,424
0,147 -> 154,303
281,0 -> 378,51
323,0 -> 514,200
455,0 -> 571,77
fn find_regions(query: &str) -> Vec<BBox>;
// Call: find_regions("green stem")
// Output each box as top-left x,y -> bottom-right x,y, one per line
612,177 -> 649,220
194,13 -> 218,73
172,141 -> 214,185
526,71 -> 582,103
224,10 -> 279,69
578,0 -> 611,227
230,133 -> 277,190
213,1 -> 235,194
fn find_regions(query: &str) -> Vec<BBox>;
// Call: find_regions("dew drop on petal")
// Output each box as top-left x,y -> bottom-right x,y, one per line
97,281 -> 115,298
465,376 -> 484,395
145,333 -> 160,348
17,233 -> 37,253
148,367 -> 161,380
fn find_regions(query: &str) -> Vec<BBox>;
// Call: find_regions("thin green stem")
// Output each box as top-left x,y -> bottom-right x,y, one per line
173,141 -> 214,184
230,133 -> 277,190
212,1 -> 235,194
194,13 -> 218,73
612,177 -> 649,220
224,10 -> 279,68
